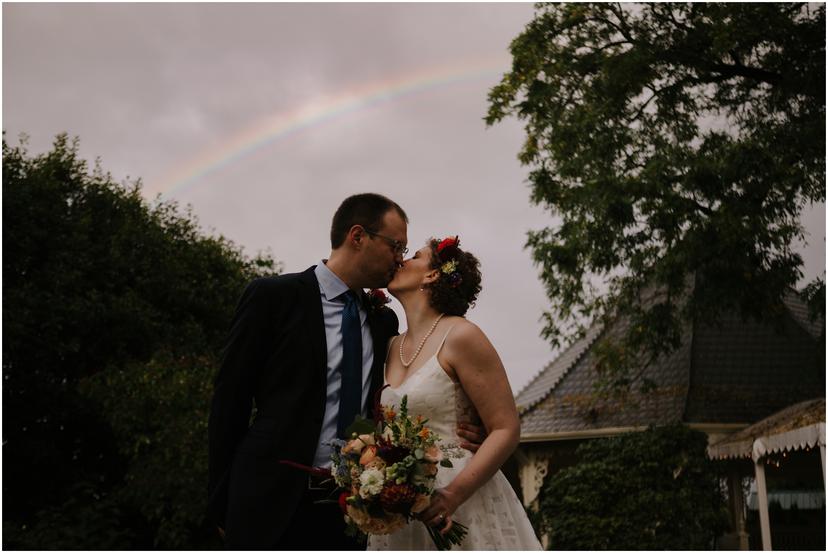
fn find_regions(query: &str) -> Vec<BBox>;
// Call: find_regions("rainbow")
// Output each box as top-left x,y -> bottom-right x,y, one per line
150,55 -> 510,199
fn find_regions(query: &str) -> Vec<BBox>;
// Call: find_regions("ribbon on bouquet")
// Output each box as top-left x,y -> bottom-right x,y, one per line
277,459 -> 332,478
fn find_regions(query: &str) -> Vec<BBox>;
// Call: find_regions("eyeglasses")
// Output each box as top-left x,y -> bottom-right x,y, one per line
363,228 -> 409,256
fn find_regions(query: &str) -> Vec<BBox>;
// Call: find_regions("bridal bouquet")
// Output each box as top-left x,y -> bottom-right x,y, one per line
330,392 -> 468,550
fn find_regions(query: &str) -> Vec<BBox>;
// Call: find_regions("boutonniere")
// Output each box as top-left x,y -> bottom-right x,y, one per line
366,288 -> 392,312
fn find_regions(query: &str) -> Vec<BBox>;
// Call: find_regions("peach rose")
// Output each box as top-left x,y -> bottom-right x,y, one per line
423,445 -> 442,463
358,433 -> 376,446
423,462 -> 438,476
411,493 -> 431,514
359,445 -> 378,466
342,434 -> 375,455
365,458 -> 386,471
347,506 -> 407,535
342,439 -> 363,455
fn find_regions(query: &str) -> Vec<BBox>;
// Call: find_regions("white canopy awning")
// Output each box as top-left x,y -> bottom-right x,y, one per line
710,421 -> 825,462
708,398 -> 825,462
707,398 -> 825,551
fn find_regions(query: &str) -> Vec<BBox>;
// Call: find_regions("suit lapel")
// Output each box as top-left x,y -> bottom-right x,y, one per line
299,267 -> 328,391
365,302 -> 389,415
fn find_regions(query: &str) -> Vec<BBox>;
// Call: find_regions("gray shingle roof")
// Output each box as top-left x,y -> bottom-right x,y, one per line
514,323 -> 603,412
782,290 -> 824,339
684,300 -> 825,424
520,315 -> 693,435
519,290 -> 825,437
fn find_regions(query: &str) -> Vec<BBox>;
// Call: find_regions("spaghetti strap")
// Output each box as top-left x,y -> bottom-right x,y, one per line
435,325 -> 456,356
385,335 -> 399,364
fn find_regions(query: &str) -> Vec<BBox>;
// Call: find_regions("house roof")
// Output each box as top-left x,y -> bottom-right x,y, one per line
518,290 -> 825,440
782,290 -> 824,339
514,323 -> 603,413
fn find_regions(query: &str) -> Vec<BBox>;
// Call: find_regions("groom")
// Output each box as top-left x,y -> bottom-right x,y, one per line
211,193 -> 447,549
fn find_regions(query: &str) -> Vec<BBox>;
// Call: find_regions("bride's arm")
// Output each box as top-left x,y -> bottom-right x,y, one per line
418,320 -> 520,529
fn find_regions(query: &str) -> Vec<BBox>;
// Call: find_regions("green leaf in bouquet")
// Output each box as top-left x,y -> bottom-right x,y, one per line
440,459 -> 453,468
344,415 -> 377,438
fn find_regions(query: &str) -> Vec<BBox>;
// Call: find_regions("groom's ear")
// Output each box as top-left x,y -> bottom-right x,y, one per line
348,225 -> 365,248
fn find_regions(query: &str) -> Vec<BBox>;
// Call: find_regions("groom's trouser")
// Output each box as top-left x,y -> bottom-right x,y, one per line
275,474 -> 365,551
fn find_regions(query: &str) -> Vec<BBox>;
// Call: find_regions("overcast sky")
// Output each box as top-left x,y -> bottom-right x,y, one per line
4,3 -> 825,395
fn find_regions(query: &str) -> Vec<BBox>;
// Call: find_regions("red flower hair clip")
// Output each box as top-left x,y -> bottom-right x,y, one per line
436,236 -> 463,288
436,236 -> 460,262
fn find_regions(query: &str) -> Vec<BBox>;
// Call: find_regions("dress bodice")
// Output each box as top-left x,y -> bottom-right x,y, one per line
368,335 -> 544,550
380,353 -> 480,457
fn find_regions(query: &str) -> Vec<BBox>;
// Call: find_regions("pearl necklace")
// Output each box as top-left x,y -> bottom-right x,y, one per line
399,313 -> 445,368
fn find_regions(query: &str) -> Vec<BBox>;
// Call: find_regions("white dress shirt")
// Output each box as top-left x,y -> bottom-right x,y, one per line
312,261 -> 374,467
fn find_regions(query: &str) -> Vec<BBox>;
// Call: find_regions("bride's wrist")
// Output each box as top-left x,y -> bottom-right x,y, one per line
441,484 -> 466,513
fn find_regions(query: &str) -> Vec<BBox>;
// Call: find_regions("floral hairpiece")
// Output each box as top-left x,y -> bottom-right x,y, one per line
436,236 -> 463,288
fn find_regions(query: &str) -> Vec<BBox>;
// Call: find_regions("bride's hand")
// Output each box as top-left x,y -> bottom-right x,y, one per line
417,487 -> 461,535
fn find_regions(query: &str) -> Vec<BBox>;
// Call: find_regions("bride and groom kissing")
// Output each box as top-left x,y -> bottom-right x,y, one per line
207,193 -> 541,550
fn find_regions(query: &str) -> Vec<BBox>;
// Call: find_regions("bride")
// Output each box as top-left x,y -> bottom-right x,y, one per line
368,237 -> 542,551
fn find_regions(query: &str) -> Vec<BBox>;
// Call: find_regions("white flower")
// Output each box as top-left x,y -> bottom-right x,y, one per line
358,468 -> 385,499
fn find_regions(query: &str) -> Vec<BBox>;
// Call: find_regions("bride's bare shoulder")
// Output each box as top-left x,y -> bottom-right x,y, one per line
441,317 -> 491,350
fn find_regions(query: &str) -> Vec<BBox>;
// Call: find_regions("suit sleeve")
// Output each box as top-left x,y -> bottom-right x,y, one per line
383,306 -> 400,337
207,278 -> 274,512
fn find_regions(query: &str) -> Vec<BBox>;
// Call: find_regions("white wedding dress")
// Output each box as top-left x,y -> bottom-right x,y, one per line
367,332 -> 542,551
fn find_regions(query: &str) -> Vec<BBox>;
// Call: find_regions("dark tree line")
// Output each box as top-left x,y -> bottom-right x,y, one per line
3,134 -> 278,548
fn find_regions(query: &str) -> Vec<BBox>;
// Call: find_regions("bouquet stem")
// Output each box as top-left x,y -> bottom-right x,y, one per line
424,520 -> 468,550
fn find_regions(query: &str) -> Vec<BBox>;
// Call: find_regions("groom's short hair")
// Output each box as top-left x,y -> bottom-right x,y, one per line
330,193 -> 408,249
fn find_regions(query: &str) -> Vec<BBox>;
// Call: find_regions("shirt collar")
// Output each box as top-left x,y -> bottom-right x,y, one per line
315,260 -> 357,304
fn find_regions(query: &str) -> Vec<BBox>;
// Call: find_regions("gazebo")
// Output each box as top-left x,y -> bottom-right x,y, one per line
514,289 -> 824,548
708,398 -> 825,550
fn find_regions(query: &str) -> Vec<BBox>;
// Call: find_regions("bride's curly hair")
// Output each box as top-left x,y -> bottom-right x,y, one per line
426,238 -> 482,317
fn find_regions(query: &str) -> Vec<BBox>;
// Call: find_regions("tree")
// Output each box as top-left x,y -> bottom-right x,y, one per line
2,134 -> 278,548
79,353 -> 219,548
486,3 -> 825,396
537,424 -> 730,549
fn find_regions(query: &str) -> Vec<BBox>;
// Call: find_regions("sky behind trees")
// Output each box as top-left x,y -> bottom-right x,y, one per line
4,3 -> 824,393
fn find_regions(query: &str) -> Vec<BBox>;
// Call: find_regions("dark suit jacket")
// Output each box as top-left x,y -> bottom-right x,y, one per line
207,266 -> 398,547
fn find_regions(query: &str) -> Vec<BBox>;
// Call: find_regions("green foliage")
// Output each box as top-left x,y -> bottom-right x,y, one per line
537,424 -> 729,550
2,482 -> 143,550
487,3 -> 825,396
345,415 -> 379,438
3,133 -> 278,548
79,353 -> 217,548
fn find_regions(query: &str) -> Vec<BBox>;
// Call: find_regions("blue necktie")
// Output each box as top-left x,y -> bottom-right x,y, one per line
337,290 -> 363,438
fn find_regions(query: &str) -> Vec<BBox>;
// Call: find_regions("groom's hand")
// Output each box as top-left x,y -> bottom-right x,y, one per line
216,526 -> 225,541
456,422 -> 486,453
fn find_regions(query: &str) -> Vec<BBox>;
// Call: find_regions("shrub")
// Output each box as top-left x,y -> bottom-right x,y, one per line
537,424 -> 729,550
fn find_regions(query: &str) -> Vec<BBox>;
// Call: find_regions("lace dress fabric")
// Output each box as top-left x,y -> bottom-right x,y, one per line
367,332 -> 542,551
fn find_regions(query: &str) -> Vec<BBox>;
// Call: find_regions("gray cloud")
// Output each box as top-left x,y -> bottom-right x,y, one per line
4,2 -> 823,394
